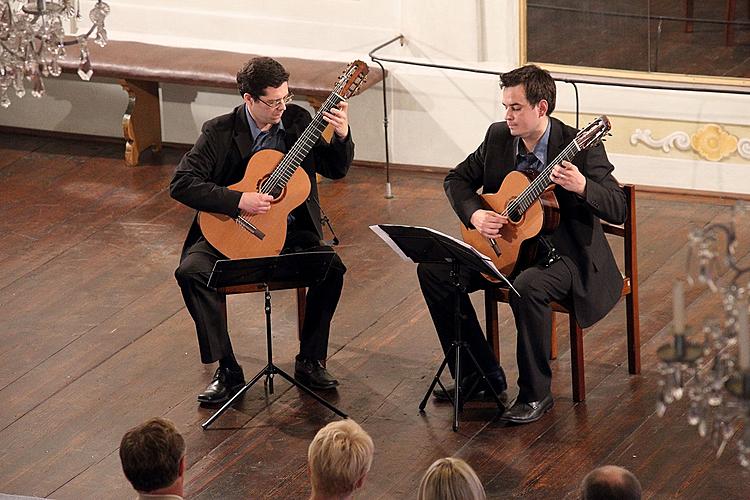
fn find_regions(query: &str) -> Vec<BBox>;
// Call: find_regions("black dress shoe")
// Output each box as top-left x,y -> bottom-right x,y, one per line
500,394 -> 554,424
294,356 -> 339,390
197,366 -> 246,404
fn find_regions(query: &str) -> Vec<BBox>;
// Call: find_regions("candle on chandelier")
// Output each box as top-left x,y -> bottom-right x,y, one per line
738,298 -> 750,371
673,280 -> 685,334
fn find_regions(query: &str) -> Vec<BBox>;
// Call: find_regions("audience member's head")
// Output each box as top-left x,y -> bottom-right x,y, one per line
308,419 -> 375,500
418,457 -> 486,500
581,465 -> 642,500
120,417 -> 186,497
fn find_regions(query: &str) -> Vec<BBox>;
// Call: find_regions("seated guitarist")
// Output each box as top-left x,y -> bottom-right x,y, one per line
418,64 -> 627,424
170,57 -> 353,405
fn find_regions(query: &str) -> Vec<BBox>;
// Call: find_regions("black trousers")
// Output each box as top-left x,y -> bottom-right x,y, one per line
174,230 -> 345,364
417,258 -> 572,402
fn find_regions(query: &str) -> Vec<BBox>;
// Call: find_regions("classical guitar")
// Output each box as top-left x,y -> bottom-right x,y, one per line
198,60 -> 369,259
460,115 -> 612,279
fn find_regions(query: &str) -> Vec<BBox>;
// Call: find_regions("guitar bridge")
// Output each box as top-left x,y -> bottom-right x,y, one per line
488,238 -> 502,257
236,216 -> 265,240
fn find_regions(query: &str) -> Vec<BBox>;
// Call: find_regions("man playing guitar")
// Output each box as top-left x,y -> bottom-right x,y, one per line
171,57 -> 353,405
418,64 -> 627,424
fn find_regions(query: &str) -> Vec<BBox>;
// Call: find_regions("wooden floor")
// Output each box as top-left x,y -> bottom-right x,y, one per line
1,133 -> 748,499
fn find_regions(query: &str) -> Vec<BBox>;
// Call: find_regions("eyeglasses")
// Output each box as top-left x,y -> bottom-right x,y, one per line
256,93 -> 294,109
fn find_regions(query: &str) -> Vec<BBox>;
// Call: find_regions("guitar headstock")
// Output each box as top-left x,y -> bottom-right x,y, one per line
575,115 -> 611,151
333,60 -> 369,99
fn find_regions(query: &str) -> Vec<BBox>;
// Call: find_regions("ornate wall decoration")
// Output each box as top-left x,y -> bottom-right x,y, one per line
631,124 -> 748,162
630,129 -> 691,152
738,138 -> 750,160
690,124 -> 738,161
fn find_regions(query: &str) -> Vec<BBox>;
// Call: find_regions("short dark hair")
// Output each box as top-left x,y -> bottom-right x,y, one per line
500,64 -> 556,115
236,56 -> 290,98
119,417 -> 185,493
582,466 -> 642,500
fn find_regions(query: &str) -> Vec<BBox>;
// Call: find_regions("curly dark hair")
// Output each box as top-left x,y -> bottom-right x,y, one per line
120,417 -> 185,493
236,56 -> 290,98
500,64 -> 556,115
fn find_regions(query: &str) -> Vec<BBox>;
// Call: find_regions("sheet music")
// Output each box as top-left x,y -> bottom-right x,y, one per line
369,224 -> 410,261
369,224 -> 519,296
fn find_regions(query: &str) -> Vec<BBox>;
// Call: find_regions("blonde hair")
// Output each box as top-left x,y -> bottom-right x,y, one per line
308,419 -> 375,497
418,457 -> 486,500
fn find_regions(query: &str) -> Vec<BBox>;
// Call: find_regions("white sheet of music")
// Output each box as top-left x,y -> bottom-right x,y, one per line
369,224 -> 518,295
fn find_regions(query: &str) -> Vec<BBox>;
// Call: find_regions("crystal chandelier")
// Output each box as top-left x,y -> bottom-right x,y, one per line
0,0 -> 109,108
656,203 -> 750,468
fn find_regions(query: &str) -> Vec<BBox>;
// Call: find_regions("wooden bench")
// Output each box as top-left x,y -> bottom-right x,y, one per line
59,40 -> 384,166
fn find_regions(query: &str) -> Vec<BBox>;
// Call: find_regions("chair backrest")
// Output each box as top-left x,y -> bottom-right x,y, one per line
602,184 -> 637,296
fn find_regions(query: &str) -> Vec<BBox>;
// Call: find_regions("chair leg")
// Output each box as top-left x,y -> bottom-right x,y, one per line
550,313 -> 558,360
685,0 -> 694,33
569,315 -> 585,402
296,288 -> 306,341
626,292 -> 641,374
484,294 -> 501,363
726,0 -> 737,46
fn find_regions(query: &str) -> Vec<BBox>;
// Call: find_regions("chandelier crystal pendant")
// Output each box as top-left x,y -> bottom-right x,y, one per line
0,0 -> 110,108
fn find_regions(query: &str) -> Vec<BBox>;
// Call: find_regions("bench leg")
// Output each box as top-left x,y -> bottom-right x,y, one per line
119,79 -> 162,167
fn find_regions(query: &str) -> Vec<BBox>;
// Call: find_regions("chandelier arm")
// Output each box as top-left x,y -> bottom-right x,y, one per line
61,24 -> 96,45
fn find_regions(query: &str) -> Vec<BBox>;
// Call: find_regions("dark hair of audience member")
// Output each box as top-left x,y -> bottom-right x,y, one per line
581,465 -> 642,500
119,417 -> 186,493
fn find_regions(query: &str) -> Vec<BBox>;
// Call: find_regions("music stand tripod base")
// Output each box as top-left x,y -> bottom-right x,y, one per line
417,260 -> 505,432
199,252 -> 348,429
369,224 -> 514,432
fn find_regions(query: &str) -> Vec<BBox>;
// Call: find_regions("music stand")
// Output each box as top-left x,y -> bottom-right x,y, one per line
201,250 -> 347,430
371,224 -> 518,431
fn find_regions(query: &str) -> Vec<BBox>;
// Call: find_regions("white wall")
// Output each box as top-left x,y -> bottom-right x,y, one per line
1,0 -> 748,194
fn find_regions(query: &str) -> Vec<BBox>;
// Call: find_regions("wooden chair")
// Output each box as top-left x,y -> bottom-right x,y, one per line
483,184 -> 640,402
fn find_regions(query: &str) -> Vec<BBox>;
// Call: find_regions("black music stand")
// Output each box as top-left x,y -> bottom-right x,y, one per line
371,224 -> 518,431
201,250 -> 347,430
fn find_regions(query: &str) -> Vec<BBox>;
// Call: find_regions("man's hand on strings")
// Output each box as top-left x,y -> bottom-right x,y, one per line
550,160 -> 586,195
323,101 -> 349,139
238,192 -> 274,216
470,209 -> 508,239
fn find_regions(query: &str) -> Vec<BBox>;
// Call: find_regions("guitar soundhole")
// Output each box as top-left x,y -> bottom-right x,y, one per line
258,177 -> 285,202
508,207 -> 523,224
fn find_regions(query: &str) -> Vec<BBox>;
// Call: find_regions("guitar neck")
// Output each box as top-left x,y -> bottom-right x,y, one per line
507,140 -> 582,216
262,93 -> 345,194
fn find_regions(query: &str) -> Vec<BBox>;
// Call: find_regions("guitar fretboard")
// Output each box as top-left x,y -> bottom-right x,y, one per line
504,139 -> 582,218
259,92 -> 345,195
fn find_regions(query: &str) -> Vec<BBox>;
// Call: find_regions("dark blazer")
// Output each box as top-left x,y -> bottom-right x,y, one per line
170,103 -> 354,257
445,117 -> 627,328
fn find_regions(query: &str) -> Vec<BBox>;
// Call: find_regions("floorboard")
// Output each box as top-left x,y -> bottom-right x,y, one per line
0,133 -> 748,499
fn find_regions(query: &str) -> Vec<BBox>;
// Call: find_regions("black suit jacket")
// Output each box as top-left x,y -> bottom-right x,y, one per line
445,117 -> 627,328
170,103 -> 354,257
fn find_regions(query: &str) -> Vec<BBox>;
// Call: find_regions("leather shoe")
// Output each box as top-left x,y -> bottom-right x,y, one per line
197,366 -> 245,404
294,356 -> 339,390
433,370 -> 508,405
500,394 -> 554,424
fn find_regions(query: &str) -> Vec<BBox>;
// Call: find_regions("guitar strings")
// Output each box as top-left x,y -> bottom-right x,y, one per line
502,139 -> 581,217
259,67 -> 361,194
259,90 -> 344,196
